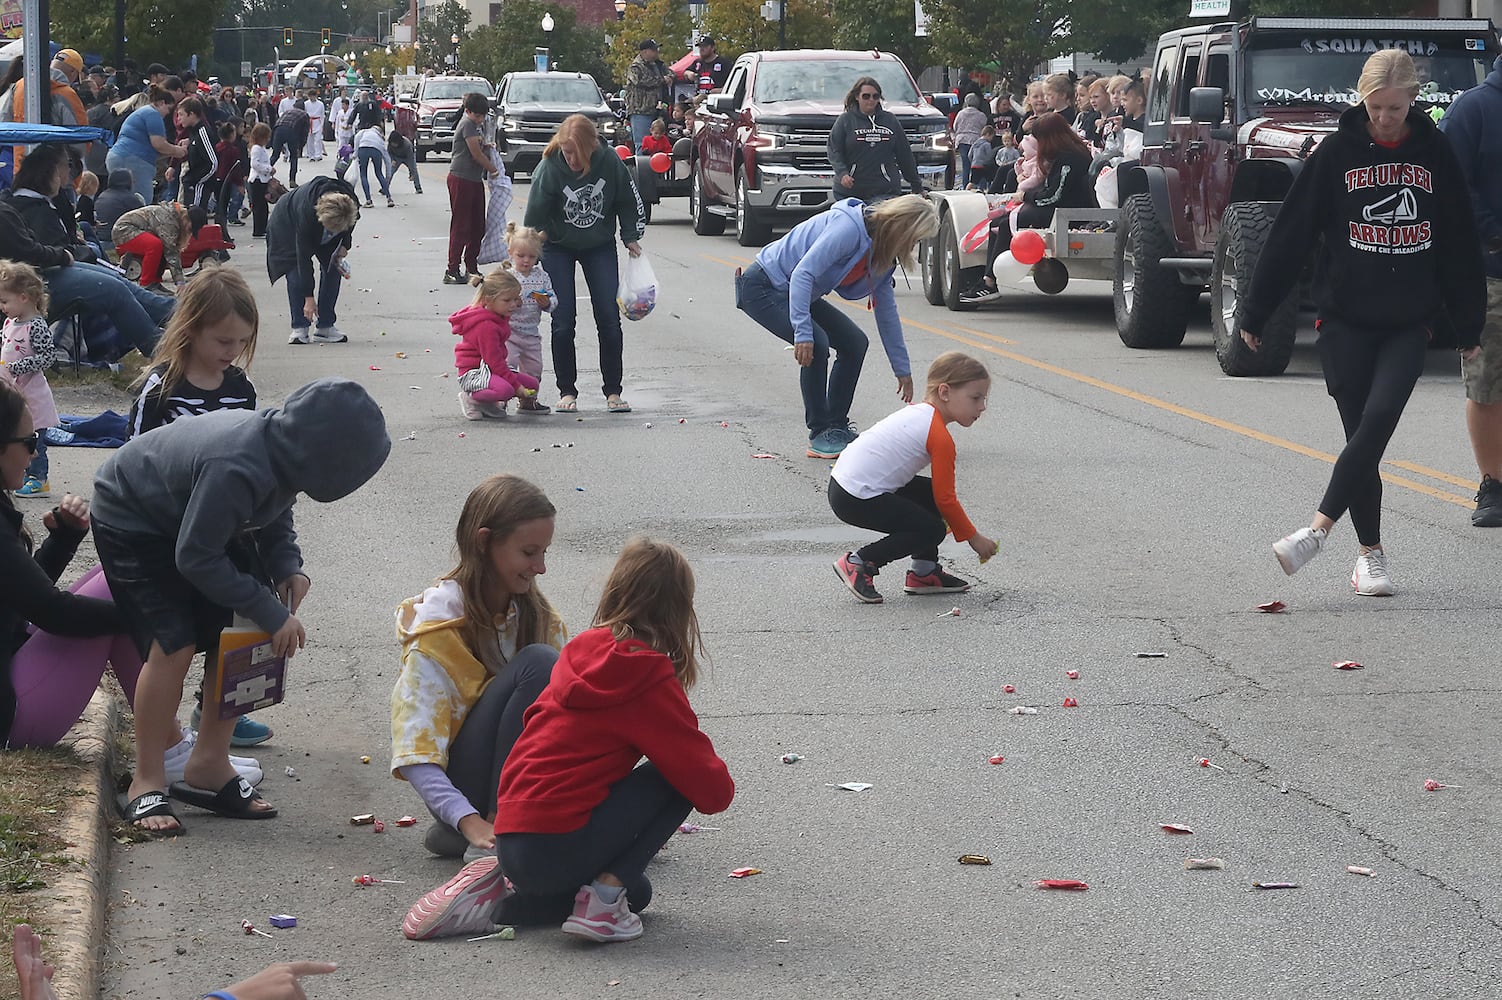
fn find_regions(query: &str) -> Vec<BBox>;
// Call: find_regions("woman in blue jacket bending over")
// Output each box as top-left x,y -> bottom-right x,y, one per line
735,195 -> 939,458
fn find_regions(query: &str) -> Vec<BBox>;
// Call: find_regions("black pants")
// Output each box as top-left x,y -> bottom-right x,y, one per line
249,180 -> 269,236
270,126 -> 299,186
1315,320 -> 1428,547
442,644 -> 558,828
828,475 -> 946,569
496,762 -> 689,923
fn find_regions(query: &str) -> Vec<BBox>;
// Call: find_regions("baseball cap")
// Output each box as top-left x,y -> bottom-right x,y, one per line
639,39 -> 659,50
697,35 -> 715,46
54,49 -> 83,75
146,62 -> 170,76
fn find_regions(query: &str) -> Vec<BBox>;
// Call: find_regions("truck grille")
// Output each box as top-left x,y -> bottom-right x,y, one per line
433,111 -> 459,132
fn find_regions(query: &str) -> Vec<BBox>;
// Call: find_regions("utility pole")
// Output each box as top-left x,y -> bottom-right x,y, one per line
115,0 -> 125,72
778,0 -> 786,49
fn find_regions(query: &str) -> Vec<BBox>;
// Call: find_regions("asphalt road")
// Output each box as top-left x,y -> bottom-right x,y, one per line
87,156 -> 1502,1000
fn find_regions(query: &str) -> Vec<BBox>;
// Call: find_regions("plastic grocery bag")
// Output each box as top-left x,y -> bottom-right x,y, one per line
617,251 -> 657,321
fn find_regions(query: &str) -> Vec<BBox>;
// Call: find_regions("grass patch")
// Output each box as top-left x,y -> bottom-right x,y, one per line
46,352 -> 146,394
0,747 -> 89,1000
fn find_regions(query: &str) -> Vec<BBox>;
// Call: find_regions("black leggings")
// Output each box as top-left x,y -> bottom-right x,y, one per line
442,644 -> 557,828
828,475 -> 945,569
496,762 -> 690,922
1315,320 -> 1429,547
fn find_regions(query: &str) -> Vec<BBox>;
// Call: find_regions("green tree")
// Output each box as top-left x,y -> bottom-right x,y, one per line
605,0 -> 695,85
52,0 -> 227,71
925,0 -> 1069,94
418,0 -> 473,72
460,0 -> 612,87
831,0 -> 930,74
699,0 -> 835,57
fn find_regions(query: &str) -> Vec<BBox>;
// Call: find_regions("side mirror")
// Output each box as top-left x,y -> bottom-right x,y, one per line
705,93 -> 735,115
1188,86 -> 1225,127
398,92 -> 414,103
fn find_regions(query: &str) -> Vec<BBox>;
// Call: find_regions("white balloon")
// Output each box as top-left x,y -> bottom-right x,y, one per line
990,250 -> 1033,286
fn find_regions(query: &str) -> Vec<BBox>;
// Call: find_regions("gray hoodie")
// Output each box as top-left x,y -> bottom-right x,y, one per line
91,378 -> 391,633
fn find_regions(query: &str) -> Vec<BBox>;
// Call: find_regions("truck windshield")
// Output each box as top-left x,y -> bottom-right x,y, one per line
752,59 -> 920,104
1246,36 -> 1493,109
423,80 -> 490,100
504,78 -> 602,104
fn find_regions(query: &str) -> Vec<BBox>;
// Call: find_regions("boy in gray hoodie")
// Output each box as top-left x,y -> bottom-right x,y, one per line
92,377 -> 391,834
93,168 -> 146,250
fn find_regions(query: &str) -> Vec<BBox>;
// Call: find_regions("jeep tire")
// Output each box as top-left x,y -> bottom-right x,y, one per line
632,160 -> 655,226
690,163 -> 726,236
1115,194 -> 1192,349
1212,202 -> 1298,376
736,168 -> 772,247
919,234 -> 945,306
941,213 -> 981,311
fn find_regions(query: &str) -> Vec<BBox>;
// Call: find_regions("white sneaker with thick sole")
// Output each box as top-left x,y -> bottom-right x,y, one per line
458,391 -> 485,421
401,856 -> 513,940
1273,526 -> 1326,576
311,326 -> 348,344
288,326 -> 311,345
1352,549 -> 1394,596
560,884 -> 643,942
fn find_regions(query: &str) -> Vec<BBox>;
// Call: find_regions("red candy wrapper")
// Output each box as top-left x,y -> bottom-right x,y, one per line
1062,697 -> 1078,708
372,819 -> 386,833
729,867 -> 761,878
988,755 -> 1005,765
1333,660 -> 1364,670
1161,823 -> 1194,834
1066,670 -> 1080,680
1256,601 -> 1287,613
396,816 -> 417,827
1002,684 -> 1016,694
1423,779 -> 1457,791
1035,879 -> 1089,890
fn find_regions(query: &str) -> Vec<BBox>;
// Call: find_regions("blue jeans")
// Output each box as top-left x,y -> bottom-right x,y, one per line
285,245 -> 342,331
26,437 -> 47,481
105,151 -> 157,207
629,113 -> 655,154
356,148 -> 389,202
542,241 -> 624,398
956,142 -> 973,187
44,260 -> 172,356
735,263 -> 868,438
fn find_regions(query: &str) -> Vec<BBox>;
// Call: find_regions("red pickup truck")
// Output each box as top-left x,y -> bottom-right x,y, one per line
688,49 -> 951,246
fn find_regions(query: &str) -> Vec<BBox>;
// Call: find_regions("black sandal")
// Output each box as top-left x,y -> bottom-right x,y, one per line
169,777 -> 278,820
123,790 -> 186,835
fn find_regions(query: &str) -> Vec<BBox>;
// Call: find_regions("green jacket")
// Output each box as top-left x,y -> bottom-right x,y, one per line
524,144 -> 644,252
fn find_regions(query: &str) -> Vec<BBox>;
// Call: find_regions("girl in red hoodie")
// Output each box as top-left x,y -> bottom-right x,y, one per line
401,537 -> 734,943
451,269 -> 542,421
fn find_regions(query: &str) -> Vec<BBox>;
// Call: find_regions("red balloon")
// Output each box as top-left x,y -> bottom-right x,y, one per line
615,144 -> 632,160
1010,229 -> 1046,266
649,151 -> 672,173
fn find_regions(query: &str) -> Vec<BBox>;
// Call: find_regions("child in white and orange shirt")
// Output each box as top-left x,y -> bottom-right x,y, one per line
828,352 -> 998,604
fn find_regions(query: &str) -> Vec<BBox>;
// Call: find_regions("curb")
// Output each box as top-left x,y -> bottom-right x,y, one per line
46,687 -> 120,1000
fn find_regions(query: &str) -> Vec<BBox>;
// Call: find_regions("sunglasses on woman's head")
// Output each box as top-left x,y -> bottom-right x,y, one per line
3,432 -> 39,453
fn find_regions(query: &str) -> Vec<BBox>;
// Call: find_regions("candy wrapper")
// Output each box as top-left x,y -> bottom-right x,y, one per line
617,252 -> 658,321
1008,706 -> 1038,715
1333,660 -> 1364,671
269,915 -> 297,928
729,867 -> 761,878
988,755 -> 1005,765
1184,858 -> 1225,870
780,753 -> 804,764
958,855 -> 992,865
1424,778 -> 1457,791
1347,865 -> 1375,877
1256,600 -> 1287,613
1161,823 -> 1194,834
1035,879 -> 1089,891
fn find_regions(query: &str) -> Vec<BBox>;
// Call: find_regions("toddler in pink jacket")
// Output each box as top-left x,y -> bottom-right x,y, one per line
451,269 -> 541,421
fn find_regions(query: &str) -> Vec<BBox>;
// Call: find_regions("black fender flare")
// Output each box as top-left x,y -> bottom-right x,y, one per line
1116,164 -> 1173,235
631,155 -> 659,204
1227,157 -> 1305,205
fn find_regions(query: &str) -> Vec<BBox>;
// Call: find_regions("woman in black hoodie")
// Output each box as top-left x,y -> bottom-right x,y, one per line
827,76 -> 923,203
1240,48 -> 1485,597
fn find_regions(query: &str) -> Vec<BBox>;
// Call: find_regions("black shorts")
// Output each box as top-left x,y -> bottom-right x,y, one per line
92,521 -> 265,660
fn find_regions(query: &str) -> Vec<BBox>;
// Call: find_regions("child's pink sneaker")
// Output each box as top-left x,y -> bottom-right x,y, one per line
401,856 -> 513,940
559,884 -> 642,943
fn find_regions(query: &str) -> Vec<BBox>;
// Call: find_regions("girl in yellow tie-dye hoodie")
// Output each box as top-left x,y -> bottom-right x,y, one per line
391,475 -> 567,861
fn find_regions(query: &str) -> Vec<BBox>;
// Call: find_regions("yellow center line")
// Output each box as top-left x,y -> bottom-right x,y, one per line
702,253 -> 1474,508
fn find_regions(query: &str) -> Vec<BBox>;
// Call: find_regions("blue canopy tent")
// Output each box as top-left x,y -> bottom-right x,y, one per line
0,121 -> 113,189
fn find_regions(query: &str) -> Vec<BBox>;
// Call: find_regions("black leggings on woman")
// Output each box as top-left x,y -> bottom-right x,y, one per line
1314,320 -> 1429,548
443,644 -> 557,825
496,762 -> 690,924
828,475 -> 946,569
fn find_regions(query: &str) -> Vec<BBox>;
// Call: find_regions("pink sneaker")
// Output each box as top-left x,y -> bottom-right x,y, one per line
559,884 -> 643,942
401,856 -> 513,940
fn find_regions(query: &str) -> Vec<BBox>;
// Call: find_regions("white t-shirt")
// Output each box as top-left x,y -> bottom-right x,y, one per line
354,126 -> 387,150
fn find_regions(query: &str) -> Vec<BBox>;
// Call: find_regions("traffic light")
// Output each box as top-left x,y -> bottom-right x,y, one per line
321,27 -> 331,46
283,27 -> 294,46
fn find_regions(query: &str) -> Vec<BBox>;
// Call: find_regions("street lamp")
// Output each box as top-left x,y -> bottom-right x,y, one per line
614,0 -> 625,19
450,32 -> 460,72
541,12 -> 554,32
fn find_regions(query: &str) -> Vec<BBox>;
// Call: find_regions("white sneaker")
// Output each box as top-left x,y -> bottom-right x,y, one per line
1273,526 -> 1326,576
311,326 -> 348,344
164,731 -> 263,787
476,400 -> 507,419
1352,549 -> 1394,597
288,326 -> 311,345
458,391 -> 484,421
